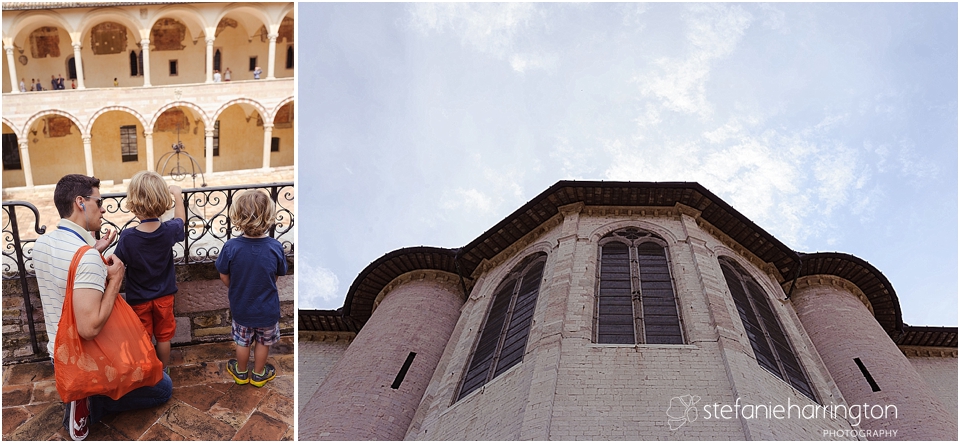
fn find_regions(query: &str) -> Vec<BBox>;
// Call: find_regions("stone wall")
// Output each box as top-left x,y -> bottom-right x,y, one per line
408,206 -> 859,440
2,260 -> 294,363
296,333 -> 354,414
904,351 -> 958,424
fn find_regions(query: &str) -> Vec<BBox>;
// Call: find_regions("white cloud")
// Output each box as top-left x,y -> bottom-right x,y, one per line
441,188 -> 496,214
297,258 -> 341,309
408,3 -> 556,73
408,3 -> 537,58
510,53 -> 558,74
637,3 -> 754,118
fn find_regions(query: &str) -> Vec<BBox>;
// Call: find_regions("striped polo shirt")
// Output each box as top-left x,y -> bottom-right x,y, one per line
33,219 -> 106,356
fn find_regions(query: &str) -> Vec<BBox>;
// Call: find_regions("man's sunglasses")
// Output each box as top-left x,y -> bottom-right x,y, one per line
83,195 -> 104,208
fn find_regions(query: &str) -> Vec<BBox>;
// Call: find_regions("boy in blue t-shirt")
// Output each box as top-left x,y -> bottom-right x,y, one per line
115,171 -> 185,371
216,190 -> 287,387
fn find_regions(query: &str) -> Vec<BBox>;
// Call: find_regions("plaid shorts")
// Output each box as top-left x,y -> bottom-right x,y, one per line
231,320 -> 280,347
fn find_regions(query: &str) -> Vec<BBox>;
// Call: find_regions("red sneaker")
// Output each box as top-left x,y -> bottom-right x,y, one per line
63,397 -> 90,441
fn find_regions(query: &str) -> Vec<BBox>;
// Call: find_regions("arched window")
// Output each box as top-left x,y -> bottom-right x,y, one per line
67,57 -> 77,80
286,45 -> 294,69
213,49 -> 221,72
596,228 -> 683,344
129,50 -> 139,76
458,253 -> 546,400
719,259 -> 816,400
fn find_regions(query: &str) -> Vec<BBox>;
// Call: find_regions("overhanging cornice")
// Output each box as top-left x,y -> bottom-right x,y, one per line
316,180 -> 923,342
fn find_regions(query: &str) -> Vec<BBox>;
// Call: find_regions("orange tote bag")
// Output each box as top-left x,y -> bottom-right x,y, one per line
53,246 -> 164,402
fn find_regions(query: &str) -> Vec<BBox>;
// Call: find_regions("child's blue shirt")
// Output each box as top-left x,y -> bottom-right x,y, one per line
115,218 -> 184,305
215,236 -> 287,328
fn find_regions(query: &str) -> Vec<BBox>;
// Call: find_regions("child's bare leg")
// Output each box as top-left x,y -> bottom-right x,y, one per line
236,345 -> 251,373
252,342 -> 270,374
156,341 -> 171,368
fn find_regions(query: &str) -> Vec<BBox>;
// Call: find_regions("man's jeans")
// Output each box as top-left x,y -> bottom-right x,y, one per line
89,372 -> 173,423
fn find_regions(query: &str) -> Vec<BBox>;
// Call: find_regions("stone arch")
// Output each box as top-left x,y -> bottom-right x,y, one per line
76,8 -> 145,43
5,10 -> 74,48
270,96 -> 294,124
22,109 -> 85,139
85,106 -> 148,134
2,118 -> 21,139
715,248 -> 785,302
212,98 -> 267,123
215,4 -> 273,38
588,218 -> 680,245
477,242 -> 553,303
147,5 -> 209,39
150,101 -> 210,130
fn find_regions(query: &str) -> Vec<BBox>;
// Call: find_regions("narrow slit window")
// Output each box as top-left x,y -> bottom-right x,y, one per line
854,358 -> 881,392
391,352 -> 417,389
169,60 -> 178,76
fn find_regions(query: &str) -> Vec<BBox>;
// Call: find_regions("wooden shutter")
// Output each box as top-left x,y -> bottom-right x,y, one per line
745,280 -> 816,399
598,242 -> 635,344
458,254 -> 546,400
494,261 -> 545,377
722,264 -> 779,375
637,242 -> 683,344
723,262 -> 816,400
459,280 -> 514,400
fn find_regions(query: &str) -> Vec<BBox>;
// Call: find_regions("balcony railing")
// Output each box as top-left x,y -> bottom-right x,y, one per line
2,181 -> 294,360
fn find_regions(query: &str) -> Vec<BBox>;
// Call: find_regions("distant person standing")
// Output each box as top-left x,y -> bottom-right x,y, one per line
51,75 -> 58,90
213,69 -> 221,82
35,78 -> 43,91
113,78 -> 118,87
57,74 -> 66,90
224,67 -> 232,81
253,66 -> 262,80
19,78 -> 26,92
71,79 -> 77,89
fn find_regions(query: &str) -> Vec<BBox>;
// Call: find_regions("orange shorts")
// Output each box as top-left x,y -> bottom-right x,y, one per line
130,294 -> 176,342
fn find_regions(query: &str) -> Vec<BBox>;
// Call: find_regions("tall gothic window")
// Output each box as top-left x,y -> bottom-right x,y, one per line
719,259 -> 816,400
596,228 -> 683,344
458,253 -> 546,400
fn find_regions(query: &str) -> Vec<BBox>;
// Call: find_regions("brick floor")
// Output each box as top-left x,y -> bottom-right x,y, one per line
1,336 -> 293,441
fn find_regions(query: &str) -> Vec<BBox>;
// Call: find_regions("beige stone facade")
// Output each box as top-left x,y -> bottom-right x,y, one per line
2,2 -> 294,188
299,182 -> 957,441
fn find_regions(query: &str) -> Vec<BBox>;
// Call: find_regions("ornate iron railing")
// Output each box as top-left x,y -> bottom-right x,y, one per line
2,201 -> 47,355
98,181 -> 294,263
2,181 -> 294,360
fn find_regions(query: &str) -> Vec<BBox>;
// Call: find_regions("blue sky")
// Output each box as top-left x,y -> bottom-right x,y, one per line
297,3 -> 957,328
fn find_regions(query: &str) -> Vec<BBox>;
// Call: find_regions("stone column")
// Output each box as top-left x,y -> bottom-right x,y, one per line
204,127 -> 214,174
266,33 -> 278,80
19,140 -> 33,187
299,274 -> 465,440
72,43 -> 85,89
140,39 -> 151,86
261,124 -> 273,169
517,203 -> 581,439
792,278 -> 958,440
144,130 -> 154,172
82,136 -> 94,177
5,47 -> 19,94
205,37 -> 215,83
